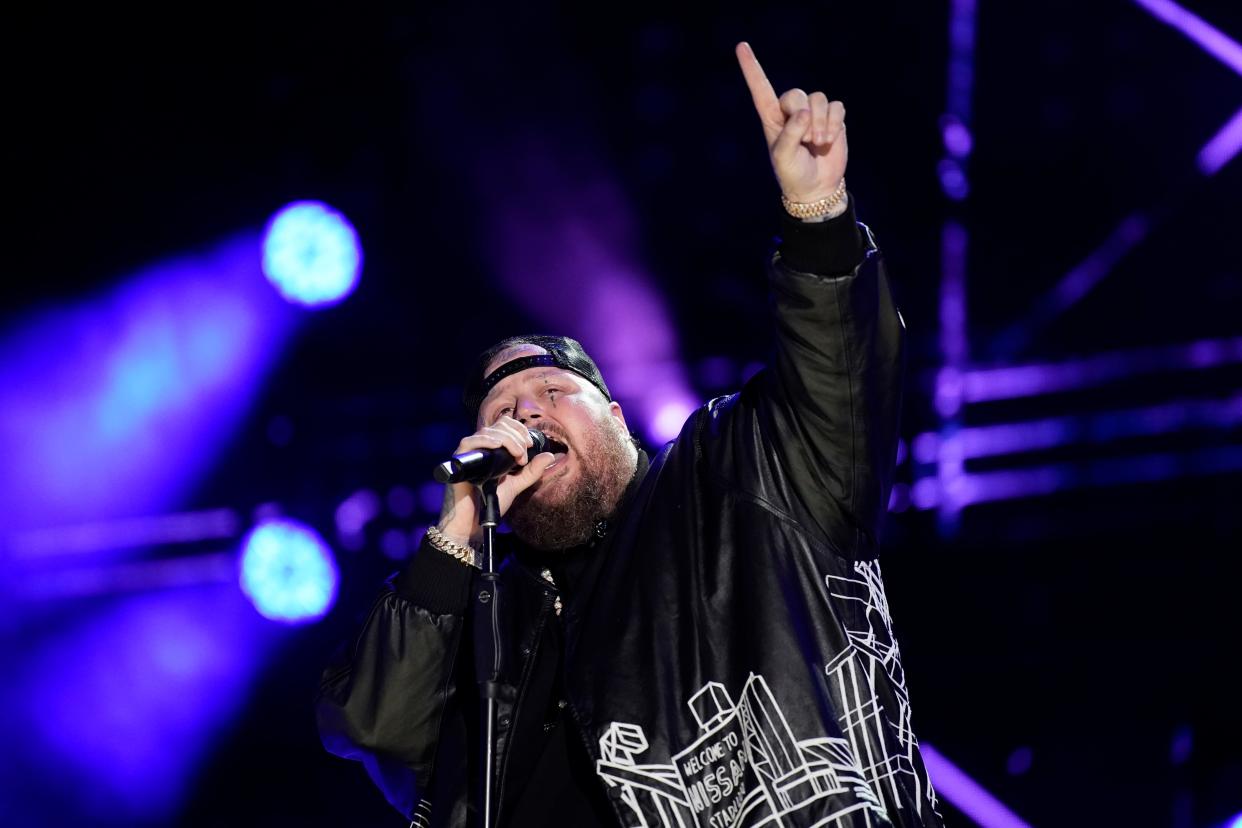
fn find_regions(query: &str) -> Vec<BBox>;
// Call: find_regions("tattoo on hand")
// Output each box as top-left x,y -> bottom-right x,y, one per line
439,486 -> 457,525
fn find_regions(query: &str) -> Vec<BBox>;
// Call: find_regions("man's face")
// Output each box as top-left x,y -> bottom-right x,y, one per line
478,344 -> 637,549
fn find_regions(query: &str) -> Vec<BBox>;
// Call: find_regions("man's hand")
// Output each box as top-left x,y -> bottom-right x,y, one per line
736,42 -> 847,204
436,417 -> 557,547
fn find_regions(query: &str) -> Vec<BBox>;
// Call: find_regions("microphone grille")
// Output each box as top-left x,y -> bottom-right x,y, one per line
528,430 -> 549,452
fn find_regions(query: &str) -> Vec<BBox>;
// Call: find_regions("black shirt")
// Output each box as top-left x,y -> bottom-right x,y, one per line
502,592 -> 615,826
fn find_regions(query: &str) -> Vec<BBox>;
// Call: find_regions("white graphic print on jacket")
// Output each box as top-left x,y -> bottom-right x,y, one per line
594,561 -> 939,828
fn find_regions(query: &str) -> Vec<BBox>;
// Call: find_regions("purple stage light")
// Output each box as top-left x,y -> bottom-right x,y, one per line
993,213 -> 1151,358
239,518 -> 338,624
0,234 -> 297,537
947,0 -> 977,120
7,586 -> 276,825
1132,0 -> 1242,75
913,432 -> 941,465
386,485 -> 417,519
1190,338 -> 1230,367
261,201 -> 362,307
13,551 -> 237,602
912,478 -> 942,510
947,59 -> 975,115
1052,213 -> 1149,308
1199,106 -> 1242,174
938,219 -> 968,394
930,0 -> 975,530
937,159 -> 970,200
920,743 -> 1032,828
941,115 -> 974,158
380,528 -> 410,561
887,483 -> 911,513
936,366 -> 965,418
472,137 -> 698,447
925,443 -> 1242,508
1133,0 -> 1242,174
418,481 -> 445,515
651,398 -> 697,443
937,430 -> 967,515
1169,724 -> 1193,765
5,508 -> 240,561
939,222 -> 969,367
334,488 -> 381,537
1005,746 -> 1033,776
943,395 -> 1242,460
966,337 -> 1242,403
994,3 -> 1241,358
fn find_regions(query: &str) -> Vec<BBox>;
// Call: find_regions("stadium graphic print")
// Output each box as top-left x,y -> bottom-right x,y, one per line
594,561 -> 938,827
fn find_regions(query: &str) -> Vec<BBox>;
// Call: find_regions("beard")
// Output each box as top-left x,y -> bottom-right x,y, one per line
506,410 -> 637,551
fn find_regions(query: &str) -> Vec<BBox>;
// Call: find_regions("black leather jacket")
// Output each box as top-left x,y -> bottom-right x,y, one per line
317,206 -> 944,828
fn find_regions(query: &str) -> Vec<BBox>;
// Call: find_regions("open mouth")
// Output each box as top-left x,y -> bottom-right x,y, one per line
538,434 -> 571,472
541,436 -> 569,455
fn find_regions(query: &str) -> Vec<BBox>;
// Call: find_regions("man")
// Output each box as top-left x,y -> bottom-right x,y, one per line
317,42 -> 943,828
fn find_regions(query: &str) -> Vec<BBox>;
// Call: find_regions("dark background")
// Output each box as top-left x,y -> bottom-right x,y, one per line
4,2 -> 1240,826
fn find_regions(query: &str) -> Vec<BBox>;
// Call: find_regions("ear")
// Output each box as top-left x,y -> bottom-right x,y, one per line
607,400 -> 628,430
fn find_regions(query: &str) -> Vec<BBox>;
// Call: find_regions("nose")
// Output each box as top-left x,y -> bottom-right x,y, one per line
515,395 -> 544,425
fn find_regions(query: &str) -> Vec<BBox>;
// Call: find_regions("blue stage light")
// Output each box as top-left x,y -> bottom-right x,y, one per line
261,201 -> 362,307
17,586 -> 274,825
239,518 -> 338,623
0,234 -> 297,537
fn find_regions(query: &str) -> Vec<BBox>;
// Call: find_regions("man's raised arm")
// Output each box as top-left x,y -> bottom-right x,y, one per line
738,42 -> 904,559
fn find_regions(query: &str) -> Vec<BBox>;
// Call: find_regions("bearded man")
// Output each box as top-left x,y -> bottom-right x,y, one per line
317,43 -> 944,828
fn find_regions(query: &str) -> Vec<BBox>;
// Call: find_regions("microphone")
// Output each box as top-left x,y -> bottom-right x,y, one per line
433,430 -> 550,484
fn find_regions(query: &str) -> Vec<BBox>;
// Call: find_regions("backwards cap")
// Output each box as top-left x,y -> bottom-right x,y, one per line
463,334 -> 611,422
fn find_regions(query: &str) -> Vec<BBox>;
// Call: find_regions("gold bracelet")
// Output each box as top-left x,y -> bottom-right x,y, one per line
781,178 -> 847,219
426,525 -> 480,569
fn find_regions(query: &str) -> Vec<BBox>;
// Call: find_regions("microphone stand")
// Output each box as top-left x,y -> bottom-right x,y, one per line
474,478 -> 502,828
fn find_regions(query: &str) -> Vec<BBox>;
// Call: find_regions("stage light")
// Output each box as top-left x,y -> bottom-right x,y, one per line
261,201 -> 362,307
921,743 -> 1032,828
651,399 -> 696,443
1006,746 -> 1033,776
1169,724 -> 1193,765
912,478 -> 941,510
937,159 -> 969,201
239,518 -> 338,623
941,116 -> 973,158
17,586 -> 274,825
0,234 -> 296,537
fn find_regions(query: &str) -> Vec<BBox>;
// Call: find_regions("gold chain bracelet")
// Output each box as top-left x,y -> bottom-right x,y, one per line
426,525 -> 480,569
781,178 -> 847,220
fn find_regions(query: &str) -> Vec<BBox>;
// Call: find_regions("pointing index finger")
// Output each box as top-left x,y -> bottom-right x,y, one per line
736,42 -> 783,137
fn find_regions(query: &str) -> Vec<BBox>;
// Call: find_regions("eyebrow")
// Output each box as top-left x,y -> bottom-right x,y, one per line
480,371 -> 576,418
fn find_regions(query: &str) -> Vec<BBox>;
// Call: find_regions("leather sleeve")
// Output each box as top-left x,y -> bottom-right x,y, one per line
315,540 -> 475,820
762,214 -> 905,559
